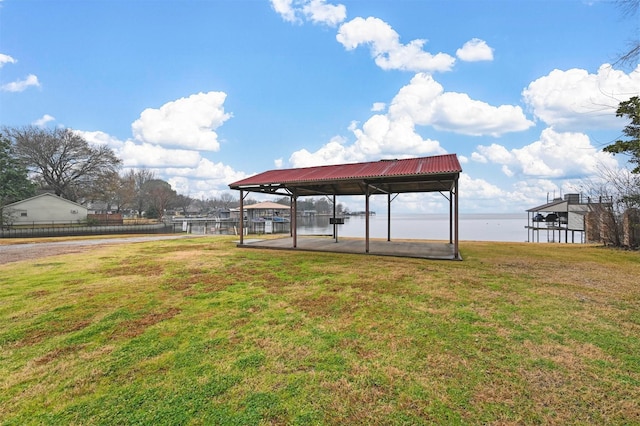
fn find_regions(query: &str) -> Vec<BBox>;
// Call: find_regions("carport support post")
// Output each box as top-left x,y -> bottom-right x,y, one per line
365,185 -> 370,253
454,177 -> 459,259
290,195 -> 294,237
449,189 -> 453,244
292,192 -> 298,248
387,193 -> 391,242
239,190 -> 244,245
332,194 -> 337,239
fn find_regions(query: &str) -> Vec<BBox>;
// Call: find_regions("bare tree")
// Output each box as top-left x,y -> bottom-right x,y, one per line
614,0 -> 639,68
315,198 -> 331,214
86,170 -> 122,212
109,170 -> 136,214
4,126 -> 121,202
580,165 -> 640,246
130,169 -> 156,218
174,194 -> 194,216
218,192 -> 236,209
145,179 -> 177,220
274,197 -> 290,206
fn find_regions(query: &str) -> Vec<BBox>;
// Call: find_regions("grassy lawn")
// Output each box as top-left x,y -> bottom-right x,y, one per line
1,237 -> 639,425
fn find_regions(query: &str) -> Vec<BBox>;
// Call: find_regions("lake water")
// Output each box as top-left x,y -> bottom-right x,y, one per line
298,213 -> 530,242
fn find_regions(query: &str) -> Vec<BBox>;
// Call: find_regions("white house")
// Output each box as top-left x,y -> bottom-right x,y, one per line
3,193 -> 88,224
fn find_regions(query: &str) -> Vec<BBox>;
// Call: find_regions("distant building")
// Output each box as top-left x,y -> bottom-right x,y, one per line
232,201 -> 291,234
526,193 -> 611,243
86,200 -> 110,214
3,193 -> 88,225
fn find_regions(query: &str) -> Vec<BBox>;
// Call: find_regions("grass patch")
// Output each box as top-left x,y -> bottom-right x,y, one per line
1,237 -> 639,424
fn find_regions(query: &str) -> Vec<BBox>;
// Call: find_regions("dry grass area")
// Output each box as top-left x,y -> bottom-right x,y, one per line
0,236 -> 638,425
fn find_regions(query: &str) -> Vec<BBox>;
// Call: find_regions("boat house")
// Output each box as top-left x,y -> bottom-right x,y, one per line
526,193 -> 608,243
239,201 -> 291,234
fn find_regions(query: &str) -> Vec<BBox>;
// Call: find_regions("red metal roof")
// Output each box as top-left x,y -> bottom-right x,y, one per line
230,154 -> 461,187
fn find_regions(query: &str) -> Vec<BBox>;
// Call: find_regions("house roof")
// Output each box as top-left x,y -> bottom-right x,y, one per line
244,201 -> 291,210
527,199 -> 569,213
3,193 -> 87,209
229,154 -> 461,197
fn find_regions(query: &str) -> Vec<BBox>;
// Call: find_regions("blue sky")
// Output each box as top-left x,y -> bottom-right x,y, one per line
1,0 -> 638,213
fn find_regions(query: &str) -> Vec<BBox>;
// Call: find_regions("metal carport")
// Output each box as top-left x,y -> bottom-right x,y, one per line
228,154 -> 462,260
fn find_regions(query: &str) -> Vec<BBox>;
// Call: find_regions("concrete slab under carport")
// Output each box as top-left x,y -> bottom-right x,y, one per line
236,236 -> 461,260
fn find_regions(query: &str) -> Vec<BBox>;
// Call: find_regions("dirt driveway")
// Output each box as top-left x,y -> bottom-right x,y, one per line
0,235 -> 206,265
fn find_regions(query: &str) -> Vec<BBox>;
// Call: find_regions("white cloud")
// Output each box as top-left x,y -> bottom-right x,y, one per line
501,165 -> 514,177
472,127 -> 619,178
511,179 -> 563,208
32,114 -> 55,127
271,0 -> 297,23
457,173 -> 564,213
336,17 -> 455,72
1,74 -> 40,92
131,91 -> 232,151
459,173 -> 505,200
76,91 -> 248,199
471,152 -> 487,163
271,0 -> 346,26
76,130 -> 126,148
0,54 -> 40,93
522,64 -> 640,130
389,73 -> 533,136
78,128 -> 247,199
371,102 -> 386,112
351,114 -> 444,157
162,159 -> 248,200
274,158 -> 284,168
74,92 -> 255,199
289,113 -> 445,168
0,53 -> 17,67
514,179 -> 560,199
119,141 -> 202,168
272,4 -> 453,71
456,38 -> 494,62
78,130 -> 202,169
164,158 -> 247,182
289,135 -> 355,167
476,143 -> 512,164
166,176 -> 193,197
427,92 -> 533,136
167,175 -> 246,201
302,0 -> 346,26
287,70 -> 536,168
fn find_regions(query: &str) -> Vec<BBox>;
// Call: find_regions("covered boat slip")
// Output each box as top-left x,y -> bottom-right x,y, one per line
228,154 -> 462,260
525,194 -> 591,243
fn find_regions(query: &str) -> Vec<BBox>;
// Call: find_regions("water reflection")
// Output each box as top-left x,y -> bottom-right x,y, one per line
298,215 -> 334,235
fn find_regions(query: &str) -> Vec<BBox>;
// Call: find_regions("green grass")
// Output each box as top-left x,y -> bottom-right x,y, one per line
1,237 -> 639,425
